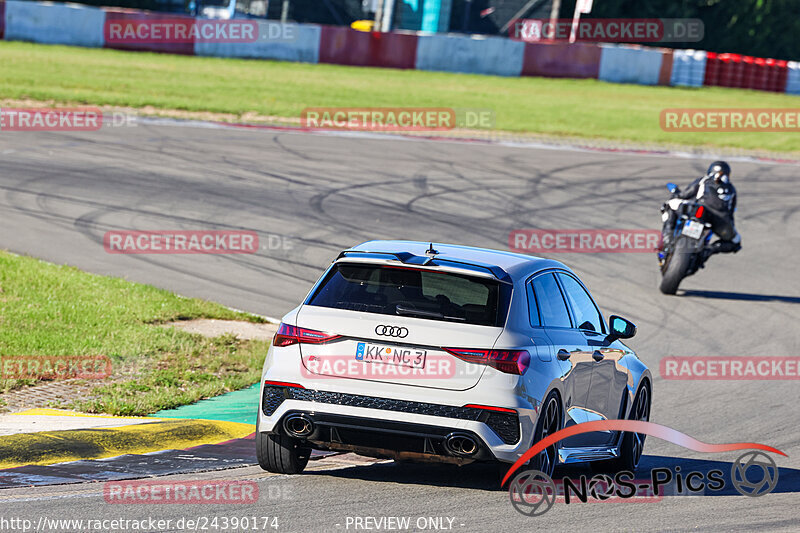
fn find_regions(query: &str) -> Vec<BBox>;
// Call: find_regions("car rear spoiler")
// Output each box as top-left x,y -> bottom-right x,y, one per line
336,250 -> 513,285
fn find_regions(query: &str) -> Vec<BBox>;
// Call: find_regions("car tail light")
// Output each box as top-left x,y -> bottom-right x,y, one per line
464,403 -> 517,414
263,380 -> 305,389
443,348 -> 531,375
695,205 -> 705,219
273,323 -> 341,347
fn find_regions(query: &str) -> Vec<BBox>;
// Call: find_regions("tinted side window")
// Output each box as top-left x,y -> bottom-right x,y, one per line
531,274 -> 572,328
557,273 -> 604,333
526,282 -> 540,327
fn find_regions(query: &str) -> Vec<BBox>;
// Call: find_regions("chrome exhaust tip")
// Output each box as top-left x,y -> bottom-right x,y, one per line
283,414 -> 314,438
444,433 -> 479,457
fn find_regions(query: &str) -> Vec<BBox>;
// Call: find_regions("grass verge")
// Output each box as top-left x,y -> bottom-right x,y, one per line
1,41 -> 798,153
0,250 -> 268,416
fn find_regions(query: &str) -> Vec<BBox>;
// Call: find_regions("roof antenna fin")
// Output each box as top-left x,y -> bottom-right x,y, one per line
423,243 -> 439,265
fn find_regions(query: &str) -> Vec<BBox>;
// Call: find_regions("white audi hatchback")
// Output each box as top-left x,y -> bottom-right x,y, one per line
257,241 -> 652,477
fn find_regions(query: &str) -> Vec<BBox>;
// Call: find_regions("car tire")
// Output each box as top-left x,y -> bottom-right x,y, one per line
528,390 -> 561,478
598,383 -> 651,474
255,418 -> 311,474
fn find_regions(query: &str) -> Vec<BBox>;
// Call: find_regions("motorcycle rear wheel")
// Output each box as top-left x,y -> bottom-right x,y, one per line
659,238 -> 694,295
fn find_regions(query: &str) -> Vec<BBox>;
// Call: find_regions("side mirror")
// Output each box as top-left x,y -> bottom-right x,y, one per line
666,182 -> 679,194
608,315 -> 636,340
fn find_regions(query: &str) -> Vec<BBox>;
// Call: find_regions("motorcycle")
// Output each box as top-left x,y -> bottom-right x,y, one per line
657,183 -> 714,295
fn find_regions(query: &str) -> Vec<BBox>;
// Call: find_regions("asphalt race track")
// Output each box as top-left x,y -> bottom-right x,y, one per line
1,122 -> 799,531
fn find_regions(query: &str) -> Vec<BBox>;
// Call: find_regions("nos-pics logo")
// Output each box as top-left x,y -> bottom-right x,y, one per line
503,420 -> 783,516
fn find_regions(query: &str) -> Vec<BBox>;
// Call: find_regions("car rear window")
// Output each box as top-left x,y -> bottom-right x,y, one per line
306,263 -> 510,327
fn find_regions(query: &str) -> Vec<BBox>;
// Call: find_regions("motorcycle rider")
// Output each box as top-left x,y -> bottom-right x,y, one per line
661,161 -> 741,255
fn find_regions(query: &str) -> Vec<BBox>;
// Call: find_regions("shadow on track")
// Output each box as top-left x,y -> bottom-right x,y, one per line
308,455 -> 800,496
633,455 -> 800,497
310,460 -> 505,492
681,290 -> 800,304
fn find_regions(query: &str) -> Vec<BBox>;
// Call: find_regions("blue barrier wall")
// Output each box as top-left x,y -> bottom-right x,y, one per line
195,22 -> 321,63
598,44 -> 663,86
415,33 -> 525,77
5,0 -> 104,48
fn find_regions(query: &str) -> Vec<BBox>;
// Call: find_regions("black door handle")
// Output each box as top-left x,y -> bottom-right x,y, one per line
557,349 -> 571,361
592,350 -> 604,361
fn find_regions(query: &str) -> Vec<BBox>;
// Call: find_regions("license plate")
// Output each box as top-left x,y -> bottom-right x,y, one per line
682,220 -> 704,239
356,342 -> 426,369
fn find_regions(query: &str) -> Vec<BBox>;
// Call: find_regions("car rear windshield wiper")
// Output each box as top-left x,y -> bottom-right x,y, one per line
395,304 -> 466,321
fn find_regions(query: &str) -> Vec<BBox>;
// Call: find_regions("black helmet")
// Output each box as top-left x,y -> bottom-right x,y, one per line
707,161 -> 731,184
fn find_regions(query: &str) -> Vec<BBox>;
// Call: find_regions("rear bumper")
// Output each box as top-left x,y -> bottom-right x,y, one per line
258,384 -> 527,464
278,410 -> 494,463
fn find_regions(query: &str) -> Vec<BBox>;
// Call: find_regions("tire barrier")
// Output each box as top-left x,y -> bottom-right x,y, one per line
704,52 -> 788,92
670,49 -> 707,87
319,26 -> 417,69
762,58 -> 789,92
415,33 -> 525,77
598,44 -> 664,86
5,0 -> 104,48
521,41 -> 601,79
786,62 -> 800,95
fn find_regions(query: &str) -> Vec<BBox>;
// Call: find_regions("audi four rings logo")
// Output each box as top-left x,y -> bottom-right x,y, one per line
375,325 -> 408,338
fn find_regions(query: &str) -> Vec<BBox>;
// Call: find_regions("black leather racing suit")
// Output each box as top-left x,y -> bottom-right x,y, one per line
662,175 -> 741,254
